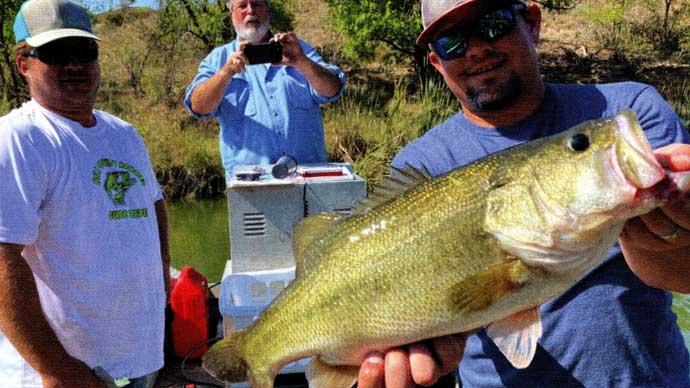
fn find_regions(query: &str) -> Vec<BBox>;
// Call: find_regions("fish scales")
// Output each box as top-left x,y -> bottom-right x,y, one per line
234,162 -> 514,380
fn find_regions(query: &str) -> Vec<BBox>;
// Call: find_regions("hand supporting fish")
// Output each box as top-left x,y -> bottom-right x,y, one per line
620,143 -> 690,294
203,111 -> 690,388
357,334 -> 470,388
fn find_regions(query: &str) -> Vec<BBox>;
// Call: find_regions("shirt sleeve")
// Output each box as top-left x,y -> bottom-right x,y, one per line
0,122 -> 48,245
299,40 -> 346,104
632,84 -> 690,148
184,46 -> 228,119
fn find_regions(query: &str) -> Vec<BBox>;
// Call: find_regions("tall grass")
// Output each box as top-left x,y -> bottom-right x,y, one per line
661,80 -> 690,129
325,78 -> 459,189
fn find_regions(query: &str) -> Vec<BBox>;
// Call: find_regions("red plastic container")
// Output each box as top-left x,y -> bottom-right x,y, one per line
170,266 -> 209,359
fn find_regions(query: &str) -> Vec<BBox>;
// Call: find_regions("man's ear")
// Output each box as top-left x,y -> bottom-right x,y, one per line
522,3 -> 542,44
16,55 -> 29,76
428,50 -> 443,72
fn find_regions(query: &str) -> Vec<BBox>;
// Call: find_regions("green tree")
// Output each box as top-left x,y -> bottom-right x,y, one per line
159,0 -> 230,53
324,0 -> 423,64
0,0 -> 28,110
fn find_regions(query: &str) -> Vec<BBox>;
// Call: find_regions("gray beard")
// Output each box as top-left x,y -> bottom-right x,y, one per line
466,72 -> 522,112
235,23 -> 270,44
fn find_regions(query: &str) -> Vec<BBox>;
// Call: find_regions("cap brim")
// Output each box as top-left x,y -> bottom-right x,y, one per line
26,28 -> 100,47
417,0 -> 495,46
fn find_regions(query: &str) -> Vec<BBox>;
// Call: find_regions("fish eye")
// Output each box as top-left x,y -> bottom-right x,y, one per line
568,133 -> 590,152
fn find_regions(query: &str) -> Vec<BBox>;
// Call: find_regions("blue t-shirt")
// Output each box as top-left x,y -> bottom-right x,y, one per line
184,39 -> 346,180
392,82 -> 690,388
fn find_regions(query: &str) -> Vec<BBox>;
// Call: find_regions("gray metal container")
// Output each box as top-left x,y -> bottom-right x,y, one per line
227,164 -> 366,274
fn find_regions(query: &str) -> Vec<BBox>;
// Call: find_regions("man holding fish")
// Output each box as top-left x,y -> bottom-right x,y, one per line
200,1 -> 689,387
357,0 -> 690,387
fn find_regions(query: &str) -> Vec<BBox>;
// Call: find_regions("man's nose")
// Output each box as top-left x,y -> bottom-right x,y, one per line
62,59 -> 97,72
62,61 -> 87,70
463,35 -> 492,60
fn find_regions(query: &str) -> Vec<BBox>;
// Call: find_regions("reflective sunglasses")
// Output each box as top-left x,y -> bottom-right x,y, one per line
431,3 -> 526,61
27,40 -> 99,66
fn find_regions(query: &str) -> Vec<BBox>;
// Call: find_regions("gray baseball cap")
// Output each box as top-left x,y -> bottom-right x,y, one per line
13,0 -> 100,47
418,0 -> 517,46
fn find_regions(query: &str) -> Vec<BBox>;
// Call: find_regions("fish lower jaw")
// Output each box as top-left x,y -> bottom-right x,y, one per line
642,170 -> 690,205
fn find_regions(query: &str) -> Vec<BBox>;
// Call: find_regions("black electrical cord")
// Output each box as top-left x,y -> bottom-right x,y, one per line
158,337 -> 225,387
180,337 -> 225,387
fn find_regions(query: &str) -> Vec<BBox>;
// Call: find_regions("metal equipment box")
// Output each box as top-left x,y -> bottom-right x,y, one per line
227,163 -> 366,274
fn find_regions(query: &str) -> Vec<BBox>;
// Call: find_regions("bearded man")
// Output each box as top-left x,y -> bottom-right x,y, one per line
184,0 -> 346,181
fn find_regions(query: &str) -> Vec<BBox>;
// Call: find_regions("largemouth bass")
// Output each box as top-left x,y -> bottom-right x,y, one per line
203,111 -> 690,387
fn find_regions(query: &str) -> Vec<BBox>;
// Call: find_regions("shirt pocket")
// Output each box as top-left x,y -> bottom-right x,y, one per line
221,78 -> 257,120
284,69 -> 317,110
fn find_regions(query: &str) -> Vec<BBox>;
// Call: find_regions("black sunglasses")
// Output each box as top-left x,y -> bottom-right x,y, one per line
431,2 -> 526,61
27,40 -> 99,66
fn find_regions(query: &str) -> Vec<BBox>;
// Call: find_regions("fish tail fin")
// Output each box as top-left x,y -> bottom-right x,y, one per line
202,331 -> 249,382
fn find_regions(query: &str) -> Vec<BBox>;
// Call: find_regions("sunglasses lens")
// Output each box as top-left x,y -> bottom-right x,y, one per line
31,41 -> 98,65
478,9 -> 516,40
433,30 -> 469,60
432,6 -> 519,60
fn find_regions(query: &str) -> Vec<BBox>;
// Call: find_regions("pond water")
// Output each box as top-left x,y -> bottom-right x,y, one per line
168,197 -> 229,284
167,198 -> 690,352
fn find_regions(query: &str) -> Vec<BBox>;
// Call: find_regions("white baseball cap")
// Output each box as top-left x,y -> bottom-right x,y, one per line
418,0 -> 520,46
14,0 -> 100,47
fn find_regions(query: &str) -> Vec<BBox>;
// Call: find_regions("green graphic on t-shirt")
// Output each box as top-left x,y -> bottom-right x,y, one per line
104,171 -> 135,205
92,158 -> 150,220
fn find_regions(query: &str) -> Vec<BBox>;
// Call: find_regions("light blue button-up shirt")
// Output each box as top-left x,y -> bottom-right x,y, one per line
184,39 -> 346,181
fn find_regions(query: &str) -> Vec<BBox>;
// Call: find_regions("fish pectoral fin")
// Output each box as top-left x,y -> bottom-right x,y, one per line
306,357 -> 359,388
486,307 -> 542,369
449,259 -> 531,313
293,212 -> 345,276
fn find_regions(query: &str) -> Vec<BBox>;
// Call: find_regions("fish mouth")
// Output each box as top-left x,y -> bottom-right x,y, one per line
614,110 -> 665,189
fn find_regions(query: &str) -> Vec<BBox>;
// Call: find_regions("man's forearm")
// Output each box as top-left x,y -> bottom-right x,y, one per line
294,58 -> 342,98
189,67 -> 235,116
0,243 -> 77,374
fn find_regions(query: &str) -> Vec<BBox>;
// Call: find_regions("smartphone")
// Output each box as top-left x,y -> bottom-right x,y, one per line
243,42 -> 283,64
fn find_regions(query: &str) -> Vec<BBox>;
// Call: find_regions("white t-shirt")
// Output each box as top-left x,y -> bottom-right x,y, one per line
0,100 -> 165,386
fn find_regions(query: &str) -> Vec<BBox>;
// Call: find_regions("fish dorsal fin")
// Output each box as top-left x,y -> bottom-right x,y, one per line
486,307 -> 542,369
306,357 -> 359,388
352,164 -> 432,215
293,212 -> 345,276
